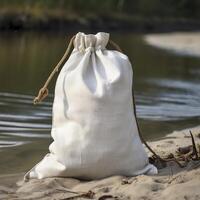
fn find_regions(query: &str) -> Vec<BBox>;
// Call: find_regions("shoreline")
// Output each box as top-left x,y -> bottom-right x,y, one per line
1,13 -> 200,33
1,125 -> 200,199
144,31 -> 200,57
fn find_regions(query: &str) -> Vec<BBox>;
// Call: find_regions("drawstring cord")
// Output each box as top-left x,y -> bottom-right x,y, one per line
33,36 -> 122,105
109,39 -> 123,52
33,35 -> 76,104
109,41 -> 184,167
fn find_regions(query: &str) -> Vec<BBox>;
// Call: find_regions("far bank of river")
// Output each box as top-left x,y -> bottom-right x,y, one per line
144,32 -> 200,57
1,12 -> 200,32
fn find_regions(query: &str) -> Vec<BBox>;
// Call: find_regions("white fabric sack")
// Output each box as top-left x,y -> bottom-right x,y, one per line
25,32 -> 157,180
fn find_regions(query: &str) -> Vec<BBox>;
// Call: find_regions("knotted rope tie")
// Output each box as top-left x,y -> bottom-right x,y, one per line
33,87 -> 49,104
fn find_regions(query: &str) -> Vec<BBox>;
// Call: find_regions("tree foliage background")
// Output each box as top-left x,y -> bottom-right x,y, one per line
0,0 -> 199,19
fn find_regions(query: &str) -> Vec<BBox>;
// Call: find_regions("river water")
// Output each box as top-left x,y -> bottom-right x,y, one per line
0,32 -> 199,175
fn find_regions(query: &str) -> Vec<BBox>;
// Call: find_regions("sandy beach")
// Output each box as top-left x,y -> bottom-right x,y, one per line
144,32 -> 200,57
0,125 -> 200,200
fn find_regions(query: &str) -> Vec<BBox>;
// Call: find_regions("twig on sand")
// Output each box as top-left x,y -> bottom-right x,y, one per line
55,188 -> 81,194
60,190 -> 95,200
190,131 -> 199,160
98,195 -> 118,200
150,130 -> 200,169
164,155 -> 186,168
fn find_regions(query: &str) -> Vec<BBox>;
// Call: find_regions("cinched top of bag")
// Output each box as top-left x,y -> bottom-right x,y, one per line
74,32 -> 109,51
33,32 -> 121,104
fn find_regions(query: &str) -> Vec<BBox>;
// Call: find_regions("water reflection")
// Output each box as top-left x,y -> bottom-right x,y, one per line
0,92 -> 51,149
138,78 -> 200,120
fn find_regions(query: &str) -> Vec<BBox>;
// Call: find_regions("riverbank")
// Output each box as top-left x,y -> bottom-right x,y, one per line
1,0 -> 200,33
144,32 -> 200,57
1,10 -> 200,32
1,125 -> 200,200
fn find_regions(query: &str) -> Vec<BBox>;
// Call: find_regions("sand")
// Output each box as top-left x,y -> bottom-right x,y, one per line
144,32 -> 200,57
1,126 -> 200,200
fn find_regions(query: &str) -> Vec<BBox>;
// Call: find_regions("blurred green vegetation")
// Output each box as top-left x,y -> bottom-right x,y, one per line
0,0 -> 199,19
0,0 -> 200,30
